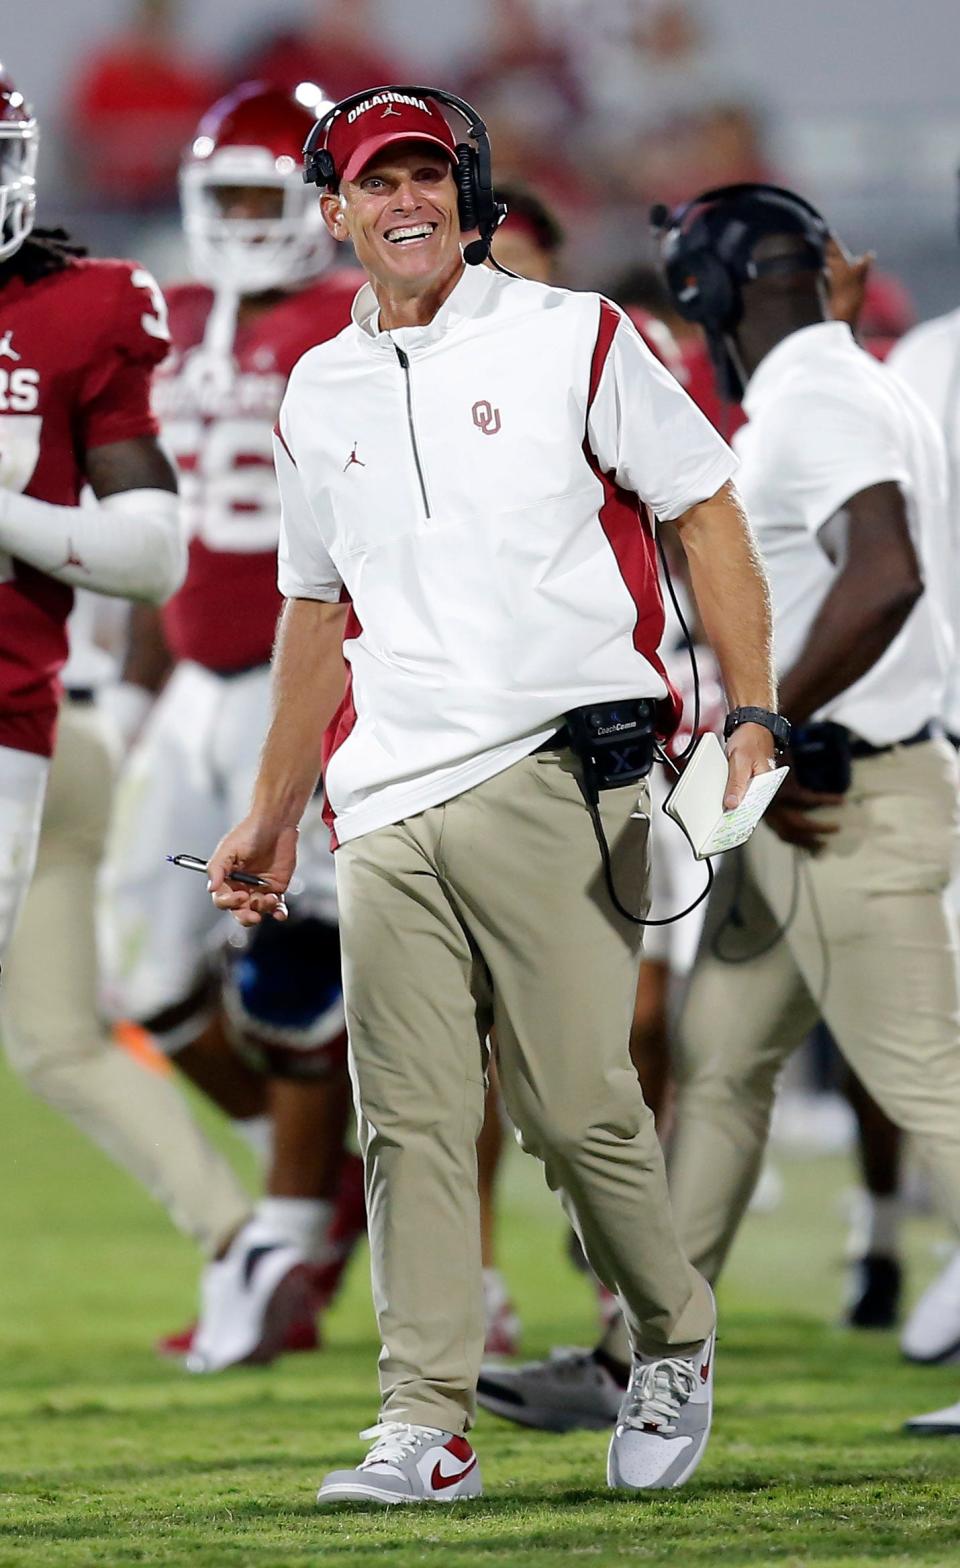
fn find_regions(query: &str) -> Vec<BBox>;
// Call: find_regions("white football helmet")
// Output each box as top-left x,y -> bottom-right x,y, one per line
180,81 -> 333,294
0,66 -> 38,263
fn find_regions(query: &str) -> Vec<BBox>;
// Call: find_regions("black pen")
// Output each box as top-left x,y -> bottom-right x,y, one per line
166,853 -> 272,890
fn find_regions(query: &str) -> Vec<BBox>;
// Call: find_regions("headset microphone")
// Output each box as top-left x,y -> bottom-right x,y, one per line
463,235 -> 493,266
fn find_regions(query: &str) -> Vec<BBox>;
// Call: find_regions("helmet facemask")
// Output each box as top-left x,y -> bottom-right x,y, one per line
0,111 -> 38,263
180,144 -> 332,294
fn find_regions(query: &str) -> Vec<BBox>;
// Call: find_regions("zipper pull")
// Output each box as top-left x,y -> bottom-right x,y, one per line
395,346 -> 409,369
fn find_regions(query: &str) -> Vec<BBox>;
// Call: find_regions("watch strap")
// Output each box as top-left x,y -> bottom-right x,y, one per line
724,706 -> 791,751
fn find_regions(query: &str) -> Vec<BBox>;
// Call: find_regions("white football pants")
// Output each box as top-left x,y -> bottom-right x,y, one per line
100,660 -> 337,1030
0,696 -> 251,1256
0,741 -> 48,961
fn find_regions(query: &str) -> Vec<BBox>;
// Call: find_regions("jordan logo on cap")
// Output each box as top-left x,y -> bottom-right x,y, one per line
381,104 -> 402,118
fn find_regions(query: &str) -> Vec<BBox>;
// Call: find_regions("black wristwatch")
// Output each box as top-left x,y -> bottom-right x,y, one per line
723,706 -> 791,754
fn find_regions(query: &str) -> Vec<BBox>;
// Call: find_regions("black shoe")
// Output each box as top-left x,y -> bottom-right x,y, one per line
844,1253 -> 902,1329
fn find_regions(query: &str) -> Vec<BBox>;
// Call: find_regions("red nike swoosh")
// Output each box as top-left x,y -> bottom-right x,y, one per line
430,1455 -> 477,1490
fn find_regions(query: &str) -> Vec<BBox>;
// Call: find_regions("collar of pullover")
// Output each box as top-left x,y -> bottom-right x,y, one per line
351,259 -> 498,356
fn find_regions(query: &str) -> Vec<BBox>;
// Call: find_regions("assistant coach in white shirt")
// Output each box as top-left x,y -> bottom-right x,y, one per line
208,89 -> 778,1504
654,185 -> 960,1300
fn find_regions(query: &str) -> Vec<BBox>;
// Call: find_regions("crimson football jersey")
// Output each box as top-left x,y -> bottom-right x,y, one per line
0,256 -> 167,755
155,272 -> 359,673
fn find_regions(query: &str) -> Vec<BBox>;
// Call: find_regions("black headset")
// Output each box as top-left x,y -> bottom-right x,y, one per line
651,182 -> 829,399
303,85 -> 507,266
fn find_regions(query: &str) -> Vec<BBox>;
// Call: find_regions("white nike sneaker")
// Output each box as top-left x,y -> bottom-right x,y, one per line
901,1249 -> 960,1363
476,1347 -> 625,1431
903,1398 -> 960,1435
607,1327 -> 715,1490
186,1223 -> 312,1374
316,1422 -> 482,1505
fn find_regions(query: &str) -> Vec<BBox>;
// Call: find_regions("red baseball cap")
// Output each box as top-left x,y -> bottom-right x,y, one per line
326,90 -> 458,184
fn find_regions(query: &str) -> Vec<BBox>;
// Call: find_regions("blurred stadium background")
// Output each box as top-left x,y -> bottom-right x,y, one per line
8,0 -> 960,310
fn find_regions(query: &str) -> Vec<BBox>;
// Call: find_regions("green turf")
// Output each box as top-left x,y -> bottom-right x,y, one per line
2,1056 -> 959,1567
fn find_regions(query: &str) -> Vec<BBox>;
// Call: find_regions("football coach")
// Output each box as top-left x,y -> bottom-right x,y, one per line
209,85 -> 779,1504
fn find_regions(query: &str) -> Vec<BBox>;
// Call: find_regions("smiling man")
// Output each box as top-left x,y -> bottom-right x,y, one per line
208,87 -> 779,1505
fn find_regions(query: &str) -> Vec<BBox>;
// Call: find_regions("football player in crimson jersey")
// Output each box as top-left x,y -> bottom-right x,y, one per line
100,83 -> 366,1371
0,64 -> 185,954
0,66 -> 284,1341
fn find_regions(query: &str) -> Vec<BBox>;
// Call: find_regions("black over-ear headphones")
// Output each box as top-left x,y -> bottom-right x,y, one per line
651,182 -> 828,329
303,85 -> 507,266
651,182 -> 829,400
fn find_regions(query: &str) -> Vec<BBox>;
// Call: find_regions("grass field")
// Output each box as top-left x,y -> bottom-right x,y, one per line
2,1056 -> 960,1568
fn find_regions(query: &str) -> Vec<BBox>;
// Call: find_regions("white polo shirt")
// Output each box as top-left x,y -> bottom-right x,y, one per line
888,309 -> 960,734
275,263 -> 736,845
735,321 -> 952,746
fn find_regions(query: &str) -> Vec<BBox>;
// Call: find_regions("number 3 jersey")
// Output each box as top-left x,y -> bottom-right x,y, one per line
0,256 -> 168,756
154,272 -> 359,674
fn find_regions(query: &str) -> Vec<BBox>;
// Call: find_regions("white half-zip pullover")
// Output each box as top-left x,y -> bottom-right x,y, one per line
275,263 -> 737,845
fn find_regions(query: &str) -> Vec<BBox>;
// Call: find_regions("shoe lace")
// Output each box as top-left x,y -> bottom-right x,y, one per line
358,1421 -> 442,1468
621,1357 -> 699,1435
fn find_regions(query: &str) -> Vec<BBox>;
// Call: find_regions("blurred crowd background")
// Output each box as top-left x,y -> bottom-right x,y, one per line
9,0 -> 960,318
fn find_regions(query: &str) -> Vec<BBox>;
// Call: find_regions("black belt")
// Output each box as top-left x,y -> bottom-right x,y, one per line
848,720 -> 940,759
537,715 -> 940,759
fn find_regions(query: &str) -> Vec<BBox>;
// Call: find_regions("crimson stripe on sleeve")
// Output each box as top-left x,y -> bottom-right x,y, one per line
583,298 -> 682,736
587,298 -> 622,418
273,420 -> 295,464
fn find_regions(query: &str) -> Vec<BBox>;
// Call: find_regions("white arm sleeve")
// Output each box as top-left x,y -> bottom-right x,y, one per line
0,487 -> 186,603
586,305 -> 739,520
274,430 -> 344,602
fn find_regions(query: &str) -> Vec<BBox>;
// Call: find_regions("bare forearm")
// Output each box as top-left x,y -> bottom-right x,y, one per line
252,598 -> 348,828
122,603 -> 174,692
778,571 -> 918,726
675,481 -> 776,711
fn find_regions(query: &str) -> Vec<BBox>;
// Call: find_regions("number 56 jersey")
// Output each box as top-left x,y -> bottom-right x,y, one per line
154,272 -> 359,674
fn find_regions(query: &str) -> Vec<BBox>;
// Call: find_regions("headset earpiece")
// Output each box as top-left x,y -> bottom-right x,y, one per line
314,147 -> 337,190
455,143 -> 481,233
664,248 -> 739,329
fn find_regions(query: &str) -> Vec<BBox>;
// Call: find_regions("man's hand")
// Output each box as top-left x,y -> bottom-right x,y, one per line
723,723 -> 777,810
208,818 -> 299,926
825,234 -> 874,332
764,767 -> 844,852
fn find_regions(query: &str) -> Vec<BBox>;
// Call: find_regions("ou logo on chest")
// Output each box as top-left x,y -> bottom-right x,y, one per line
471,398 -> 501,436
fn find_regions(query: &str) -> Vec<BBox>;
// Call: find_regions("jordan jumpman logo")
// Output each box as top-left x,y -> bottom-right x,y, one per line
343,442 -> 366,471
0,330 -> 21,361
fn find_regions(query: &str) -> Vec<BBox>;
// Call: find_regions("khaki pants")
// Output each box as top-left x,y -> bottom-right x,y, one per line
1,698 -> 251,1257
669,737 -> 960,1282
336,748 -> 714,1434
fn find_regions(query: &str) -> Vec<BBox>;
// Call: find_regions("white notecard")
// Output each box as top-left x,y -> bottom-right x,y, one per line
663,732 -> 789,859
